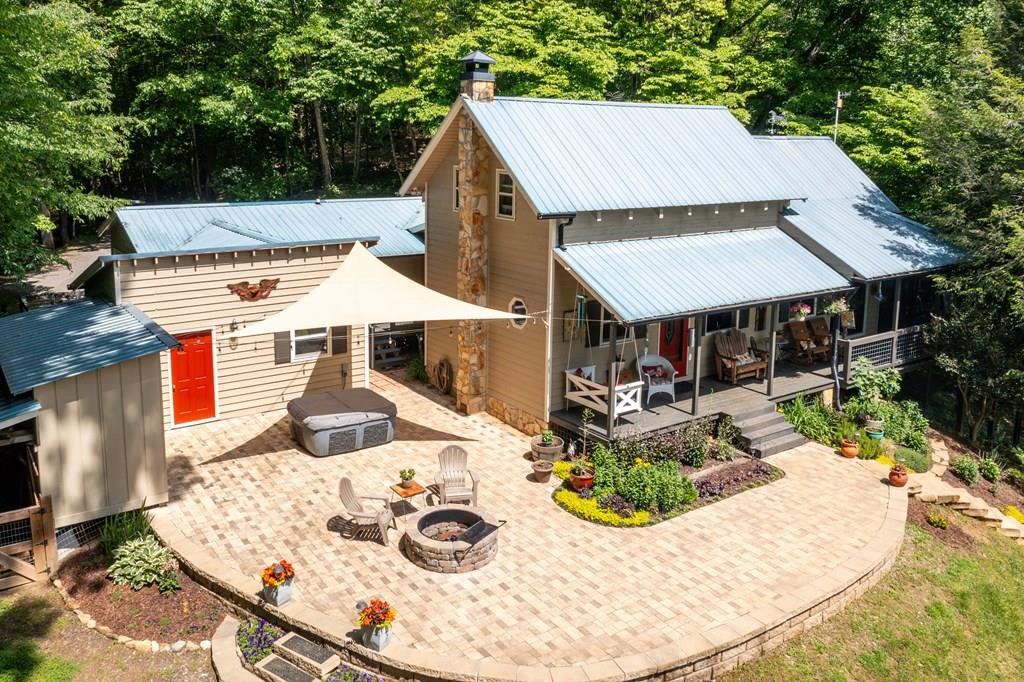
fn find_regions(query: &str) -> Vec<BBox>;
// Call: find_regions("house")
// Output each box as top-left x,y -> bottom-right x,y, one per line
399,52 -> 961,443
70,197 -> 425,428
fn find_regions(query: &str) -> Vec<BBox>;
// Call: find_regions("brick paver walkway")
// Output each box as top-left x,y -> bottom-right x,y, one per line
163,372 -> 893,667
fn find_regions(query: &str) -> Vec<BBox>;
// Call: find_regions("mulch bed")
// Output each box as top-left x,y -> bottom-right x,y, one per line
686,459 -> 785,511
59,546 -> 226,643
906,497 -> 976,551
941,468 -> 1024,512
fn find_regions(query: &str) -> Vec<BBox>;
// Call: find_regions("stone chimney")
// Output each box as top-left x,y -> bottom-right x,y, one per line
459,50 -> 496,102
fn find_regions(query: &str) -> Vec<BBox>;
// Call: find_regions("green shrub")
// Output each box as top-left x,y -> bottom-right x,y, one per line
715,415 -> 741,446
858,434 -> 884,460
619,462 -> 697,512
927,510 -> 949,529
107,536 -> 180,594
951,456 -> 980,485
1006,468 -> 1024,493
99,506 -> 152,555
709,439 -> 736,461
590,443 -> 622,499
405,355 -> 428,383
979,458 -> 1001,482
552,488 -> 652,527
895,446 -> 931,473
780,394 -> 839,444
641,420 -> 713,467
844,396 -> 929,453
850,357 -> 901,401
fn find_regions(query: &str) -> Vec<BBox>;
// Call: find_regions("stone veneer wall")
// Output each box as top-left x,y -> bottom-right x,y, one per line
486,396 -> 548,436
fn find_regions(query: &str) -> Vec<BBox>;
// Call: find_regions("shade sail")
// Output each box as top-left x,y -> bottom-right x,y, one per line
230,241 -> 522,336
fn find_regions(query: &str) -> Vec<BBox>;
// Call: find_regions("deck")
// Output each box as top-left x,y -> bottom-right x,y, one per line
550,361 -> 834,441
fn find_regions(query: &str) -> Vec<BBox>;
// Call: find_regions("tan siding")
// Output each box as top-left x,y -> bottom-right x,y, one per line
34,356 -> 168,527
383,255 -> 424,284
424,143 -> 460,379
563,203 -> 785,243
117,245 -> 366,428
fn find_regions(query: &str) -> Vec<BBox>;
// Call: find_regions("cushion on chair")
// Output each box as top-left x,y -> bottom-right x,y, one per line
642,365 -> 666,378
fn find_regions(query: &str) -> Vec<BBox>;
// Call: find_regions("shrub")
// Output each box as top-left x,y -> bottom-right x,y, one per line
927,510 -> 949,529
405,355 -> 428,383
643,420 -> 713,467
107,536 -> 179,594
780,394 -> 839,444
552,488 -> 652,527
236,617 -> 283,665
590,443 -> 622,498
979,458 -> 1001,483
844,396 -> 929,453
1006,468 -> 1024,493
619,461 -> 697,512
709,438 -> 736,461
858,434 -> 884,460
715,415 -> 741,446
895,447 -> 932,473
850,357 -> 901,401
1004,505 -> 1024,524
99,506 -> 152,555
951,456 -> 980,485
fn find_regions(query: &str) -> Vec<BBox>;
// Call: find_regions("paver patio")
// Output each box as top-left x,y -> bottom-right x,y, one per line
162,371 -> 898,668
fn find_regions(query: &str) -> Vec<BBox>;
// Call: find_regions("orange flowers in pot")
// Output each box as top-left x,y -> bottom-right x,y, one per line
356,598 -> 396,629
260,560 -> 295,588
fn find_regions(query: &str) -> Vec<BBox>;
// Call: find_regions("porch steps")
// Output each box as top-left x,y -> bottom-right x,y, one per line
731,406 -> 806,458
254,655 -> 316,682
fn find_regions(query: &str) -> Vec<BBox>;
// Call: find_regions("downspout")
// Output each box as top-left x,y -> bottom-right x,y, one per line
538,212 -> 576,250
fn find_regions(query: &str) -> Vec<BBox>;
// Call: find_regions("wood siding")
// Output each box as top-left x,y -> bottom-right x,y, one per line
383,254 -> 425,284
116,245 -> 367,428
563,203 -> 785,243
423,143 -> 459,381
34,354 -> 168,527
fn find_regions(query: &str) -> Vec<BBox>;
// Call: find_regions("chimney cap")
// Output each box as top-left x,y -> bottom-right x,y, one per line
459,50 -> 496,65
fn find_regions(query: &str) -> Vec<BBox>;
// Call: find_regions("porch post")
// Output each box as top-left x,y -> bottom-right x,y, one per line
606,327 -> 618,437
890,279 -> 902,365
766,304 -> 776,398
691,316 -> 704,416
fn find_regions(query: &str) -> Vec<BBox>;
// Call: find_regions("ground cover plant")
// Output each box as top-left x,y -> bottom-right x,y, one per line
236,617 -> 283,665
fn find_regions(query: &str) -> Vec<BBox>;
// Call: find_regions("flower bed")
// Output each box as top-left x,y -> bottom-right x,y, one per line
236,617 -> 283,664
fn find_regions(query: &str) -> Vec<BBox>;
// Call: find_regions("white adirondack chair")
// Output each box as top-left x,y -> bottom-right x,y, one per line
435,445 -> 479,505
338,477 -> 396,545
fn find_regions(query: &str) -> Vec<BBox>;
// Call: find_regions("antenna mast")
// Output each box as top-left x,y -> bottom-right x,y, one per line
833,91 -> 851,142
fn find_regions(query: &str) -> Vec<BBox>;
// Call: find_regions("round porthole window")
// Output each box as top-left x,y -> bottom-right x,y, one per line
508,297 -> 528,329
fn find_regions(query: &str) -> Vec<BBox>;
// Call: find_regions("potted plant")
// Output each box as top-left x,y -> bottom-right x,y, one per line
260,560 -> 295,606
531,459 -> 554,483
399,468 -> 416,489
837,419 -> 860,458
889,463 -> 909,488
357,598 -> 396,651
863,405 -> 885,438
531,429 -> 564,462
569,460 -> 595,491
789,302 -> 812,321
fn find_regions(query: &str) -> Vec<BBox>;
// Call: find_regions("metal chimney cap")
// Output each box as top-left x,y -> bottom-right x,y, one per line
459,50 -> 496,65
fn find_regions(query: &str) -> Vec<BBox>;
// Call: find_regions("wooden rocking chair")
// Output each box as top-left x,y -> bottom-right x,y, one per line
713,328 -> 767,384
785,321 -> 830,364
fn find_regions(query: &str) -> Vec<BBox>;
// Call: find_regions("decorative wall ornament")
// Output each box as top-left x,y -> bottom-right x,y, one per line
227,279 -> 280,301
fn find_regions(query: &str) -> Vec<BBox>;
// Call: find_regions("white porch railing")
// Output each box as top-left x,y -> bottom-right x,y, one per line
565,367 -> 643,417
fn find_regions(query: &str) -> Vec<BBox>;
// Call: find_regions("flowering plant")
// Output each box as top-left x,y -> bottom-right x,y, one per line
789,303 -> 812,318
820,297 -> 850,315
399,468 -> 415,481
356,598 -> 396,629
260,560 -> 295,588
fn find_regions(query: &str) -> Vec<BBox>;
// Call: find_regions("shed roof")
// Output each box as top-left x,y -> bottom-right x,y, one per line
402,97 -> 805,215
0,396 -> 41,430
554,227 -> 851,324
115,197 -> 424,259
0,299 -> 178,395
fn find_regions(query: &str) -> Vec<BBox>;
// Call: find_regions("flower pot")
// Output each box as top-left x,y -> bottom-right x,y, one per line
363,626 -> 391,651
793,313 -> 807,321
261,578 -> 293,606
864,418 -> 884,433
840,439 -> 859,458
569,467 -> 595,491
531,435 -> 564,462
531,460 -> 554,483
889,469 -> 909,487
400,479 -> 414,489
866,429 -> 884,440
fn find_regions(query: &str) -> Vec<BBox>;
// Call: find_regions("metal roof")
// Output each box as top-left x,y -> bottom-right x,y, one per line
0,299 -> 179,394
782,199 -> 964,280
115,197 -> 425,259
461,97 -> 805,215
0,396 -> 41,429
554,227 -> 851,324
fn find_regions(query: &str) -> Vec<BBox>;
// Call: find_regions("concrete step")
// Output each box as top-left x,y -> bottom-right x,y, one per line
728,402 -> 778,423
272,633 -> 340,679
751,432 -> 807,458
254,655 -> 316,682
738,416 -> 795,445
732,410 -> 785,430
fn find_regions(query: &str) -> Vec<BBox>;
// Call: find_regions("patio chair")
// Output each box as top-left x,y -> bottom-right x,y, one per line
338,477 -> 396,546
637,355 -> 678,405
713,328 -> 767,384
435,445 -> 479,505
785,321 -> 829,364
808,317 -> 833,347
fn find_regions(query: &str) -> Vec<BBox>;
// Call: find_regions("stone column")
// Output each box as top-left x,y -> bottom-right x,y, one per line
454,111 -> 489,414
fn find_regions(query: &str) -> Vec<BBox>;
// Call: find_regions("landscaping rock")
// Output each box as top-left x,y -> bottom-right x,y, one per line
200,640 -> 212,650
86,618 -> 96,629
186,642 -> 201,652
96,625 -> 113,637
130,640 -> 152,652
117,635 -> 131,644
172,640 -> 186,652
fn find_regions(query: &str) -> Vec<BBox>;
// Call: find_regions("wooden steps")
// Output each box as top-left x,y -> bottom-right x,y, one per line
731,405 -> 806,458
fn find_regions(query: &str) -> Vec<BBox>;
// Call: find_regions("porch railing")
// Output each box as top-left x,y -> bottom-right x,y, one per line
564,369 -> 643,418
838,325 -> 928,384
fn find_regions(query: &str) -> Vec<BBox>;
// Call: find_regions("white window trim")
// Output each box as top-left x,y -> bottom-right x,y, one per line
291,327 -> 329,363
598,308 -> 627,346
452,166 -> 461,212
495,169 -> 515,221
508,297 -> 528,329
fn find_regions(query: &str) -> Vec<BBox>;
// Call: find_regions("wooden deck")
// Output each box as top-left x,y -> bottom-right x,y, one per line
549,361 -> 834,441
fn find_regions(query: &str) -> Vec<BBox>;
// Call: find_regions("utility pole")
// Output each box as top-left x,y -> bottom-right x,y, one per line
833,91 -> 851,142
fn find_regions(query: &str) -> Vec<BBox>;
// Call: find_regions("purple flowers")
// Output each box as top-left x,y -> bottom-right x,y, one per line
328,664 -> 385,682
235,617 -> 283,664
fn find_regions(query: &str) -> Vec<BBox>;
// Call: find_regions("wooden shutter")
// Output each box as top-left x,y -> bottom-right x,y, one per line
330,326 -> 349,355
273,332 -> 291,365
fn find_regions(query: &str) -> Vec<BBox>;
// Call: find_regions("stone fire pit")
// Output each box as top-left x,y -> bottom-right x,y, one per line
403,505 -> 499,573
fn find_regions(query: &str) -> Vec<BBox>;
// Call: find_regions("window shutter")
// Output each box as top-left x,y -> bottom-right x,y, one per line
330,326 -> 349,355
274,332 -> 291,365
584,300 -> 603,348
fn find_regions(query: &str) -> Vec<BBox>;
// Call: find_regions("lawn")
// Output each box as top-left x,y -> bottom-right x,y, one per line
726,502 -> 1024,681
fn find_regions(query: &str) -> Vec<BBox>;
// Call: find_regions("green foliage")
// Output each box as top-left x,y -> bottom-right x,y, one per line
780,394 -> 840,445
107,536 -> 180,594
0,640 -> 78,682
837,417 -> 860,443
552,460 -> 572,481
590,443 -> 622,499
845,396 -> 930,453
236,617 -> 284,665
541,430 -> 554,445
895,447 -> 931,474
715,415 -> 741,447
405,356 -> 428,383
709,439 -> 736,462
858,434 -> 884,460
1006,468 -> 1024,493
951,456 -> 980,485
552,488 -> 652,527
399,468 -> 415,481
926,510 -> 949,529
850,358 -> 902,401
978,458 -> 1001,483
619,462 -> 697,513
99,506 -> 152,555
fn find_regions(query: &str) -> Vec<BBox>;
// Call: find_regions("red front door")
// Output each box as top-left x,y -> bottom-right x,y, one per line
659,319 -> 689,374
170,331 -> 216,425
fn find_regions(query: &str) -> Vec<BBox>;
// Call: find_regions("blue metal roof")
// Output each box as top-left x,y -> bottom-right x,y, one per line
554,227 -> 851,323
0,299 -> 179,394
0,396 -> 41,429
783,200 -> 964,280
115,197 -> 425,259
462,97 -> 805,215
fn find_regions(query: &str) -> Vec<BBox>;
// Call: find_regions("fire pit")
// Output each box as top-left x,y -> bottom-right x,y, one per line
403,505 -> 499,573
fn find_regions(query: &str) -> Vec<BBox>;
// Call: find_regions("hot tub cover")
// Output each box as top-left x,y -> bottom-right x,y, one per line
287,388 -> 397,431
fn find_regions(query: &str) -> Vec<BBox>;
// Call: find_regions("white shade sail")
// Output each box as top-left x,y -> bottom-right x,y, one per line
230,241 -> 523,336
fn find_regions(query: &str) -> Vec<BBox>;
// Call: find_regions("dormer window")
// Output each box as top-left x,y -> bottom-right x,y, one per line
496,170 -> 515,220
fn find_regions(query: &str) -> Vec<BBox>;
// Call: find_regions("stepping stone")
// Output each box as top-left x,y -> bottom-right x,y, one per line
272,633 -> 340,678
255,655 -> 316,682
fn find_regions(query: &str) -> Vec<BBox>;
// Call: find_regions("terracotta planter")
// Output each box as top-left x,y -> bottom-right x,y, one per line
888,469 -> 909,487
840,439 -> 859,459
531,435 -> 564,462
569,467 -> 595,491
531,460 -> 554,483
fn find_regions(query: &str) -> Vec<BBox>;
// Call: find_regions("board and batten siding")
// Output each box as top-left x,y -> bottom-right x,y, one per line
34,354 -> 168,527
116,244 -> 367,428
423,142 -> 459,384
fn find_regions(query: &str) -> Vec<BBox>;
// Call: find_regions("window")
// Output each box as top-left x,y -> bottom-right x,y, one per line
705,311 -> 737,333
452,166 -> 461,211
496,170 -> 515,219
508,297 -> 528,329
291,327 -> 327,362
754,305 -> 768,332
845,284 -> 867,336
737,308 -> 750,329
779,298 -> 817,323
898,276 -> 937,328
583,299 -> 647,347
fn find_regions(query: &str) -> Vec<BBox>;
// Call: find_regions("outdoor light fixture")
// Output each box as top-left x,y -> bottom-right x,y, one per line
595,211 -> 602,222
687,206 -> 693,216
628,209 -> 634,221
658,208 -> 664,219
714,205 -> 720,215
740,204 -> 745,213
